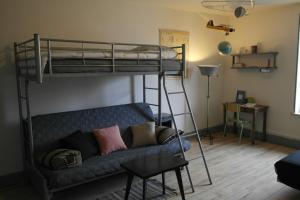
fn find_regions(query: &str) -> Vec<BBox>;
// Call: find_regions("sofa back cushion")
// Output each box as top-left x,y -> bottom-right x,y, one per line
31,103 -> 154,156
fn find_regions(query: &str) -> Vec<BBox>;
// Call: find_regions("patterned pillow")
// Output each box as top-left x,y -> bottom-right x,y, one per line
39,149 -> 82,170
155,126 -> 183,144
93,125 -> 127,156
131,122 -> 157,148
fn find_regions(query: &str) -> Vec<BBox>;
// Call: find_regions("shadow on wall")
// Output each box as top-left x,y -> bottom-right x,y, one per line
0,45 -> 24,174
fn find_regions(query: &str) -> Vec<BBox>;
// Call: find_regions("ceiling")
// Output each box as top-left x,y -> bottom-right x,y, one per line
130,0 -> 300,15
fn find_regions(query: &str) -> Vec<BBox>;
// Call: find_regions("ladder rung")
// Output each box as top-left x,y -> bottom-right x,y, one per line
20,96 -> 27,99
148,103 -> 159,107
181,131 -> 198,138
174,112 -> 191,117
145,87 -> 159,90
188,155 -> 203,162
167,91 -> 184,95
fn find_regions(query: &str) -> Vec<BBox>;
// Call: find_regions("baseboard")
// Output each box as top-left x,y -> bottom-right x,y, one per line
208,124 -> 300,149
0,171 -> 26,190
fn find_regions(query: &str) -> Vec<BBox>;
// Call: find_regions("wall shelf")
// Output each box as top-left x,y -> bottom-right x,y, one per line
231,51 -> 278,72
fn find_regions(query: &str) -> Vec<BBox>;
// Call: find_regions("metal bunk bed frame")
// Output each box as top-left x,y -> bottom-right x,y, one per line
14,33 -> 211,199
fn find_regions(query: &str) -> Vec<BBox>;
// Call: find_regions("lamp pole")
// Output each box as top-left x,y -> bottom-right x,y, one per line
206,75 -> 213,144
198,65 -> 219,145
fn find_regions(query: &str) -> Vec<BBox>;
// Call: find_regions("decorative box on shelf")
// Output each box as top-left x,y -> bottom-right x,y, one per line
231,52 -> 278,72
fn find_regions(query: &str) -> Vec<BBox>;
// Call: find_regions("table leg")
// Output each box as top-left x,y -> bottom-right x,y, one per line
234,112 -> 237,134
263,110 -> 267,141
143,179 -> 147,200
162,172 -> 166,195
251,112 -> 256,145
175,168 -> 186,200
223,104 -> 226,128
125,174 -> 133,200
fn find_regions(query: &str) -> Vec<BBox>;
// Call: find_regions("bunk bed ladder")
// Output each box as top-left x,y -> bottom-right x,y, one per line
163,72 -> 213,188
143,74 -> 162,125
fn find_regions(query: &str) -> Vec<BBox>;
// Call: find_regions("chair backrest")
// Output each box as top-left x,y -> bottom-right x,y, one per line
225,102 -> 241,120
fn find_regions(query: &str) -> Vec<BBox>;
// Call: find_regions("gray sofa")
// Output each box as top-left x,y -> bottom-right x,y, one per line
26,103 -> 191,199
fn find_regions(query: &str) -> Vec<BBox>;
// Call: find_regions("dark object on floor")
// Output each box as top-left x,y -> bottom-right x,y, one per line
27,103 -> 191,200
275,150 -> 300,190
60,130 -> 99,160
121,151 -> 188,200
98,179 -> 176,200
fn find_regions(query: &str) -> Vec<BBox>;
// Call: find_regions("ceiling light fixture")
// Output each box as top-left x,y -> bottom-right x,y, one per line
201,0 -> 255,17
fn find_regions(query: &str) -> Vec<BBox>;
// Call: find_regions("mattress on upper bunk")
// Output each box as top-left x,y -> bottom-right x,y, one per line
18,48 -> 183,74
44,58 -> 182,73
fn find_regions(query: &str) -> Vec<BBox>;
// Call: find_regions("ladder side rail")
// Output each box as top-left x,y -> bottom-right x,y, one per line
180,74 -> 213,184
163,73 -> 195,192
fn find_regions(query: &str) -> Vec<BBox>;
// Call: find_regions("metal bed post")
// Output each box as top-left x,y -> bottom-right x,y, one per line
47,40 -> 53,75
158,46 -> 163,126
34,33 -> 42,84
158,74 -> 162,126
143,75 -> 146,103
24,79 -> 35,166
112,43 -> 115,72
14,42 -> 26,167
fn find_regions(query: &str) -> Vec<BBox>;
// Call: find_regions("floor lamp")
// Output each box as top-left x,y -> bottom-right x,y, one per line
198,65 -> 220,145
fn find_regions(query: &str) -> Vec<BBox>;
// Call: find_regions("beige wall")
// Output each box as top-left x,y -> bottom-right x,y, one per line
225,4 -> 300,140
0,0 -> 227,175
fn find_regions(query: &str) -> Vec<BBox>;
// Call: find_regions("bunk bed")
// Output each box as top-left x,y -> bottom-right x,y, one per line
14,34 -> 211,199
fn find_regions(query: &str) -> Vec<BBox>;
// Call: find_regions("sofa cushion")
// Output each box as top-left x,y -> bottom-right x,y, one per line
31,103 -> 154,156
131,122 -> 157,147
60,130 -> 99,160
39,139 -> 191,190
93,125 -> 127,155
275,150 -> 300,190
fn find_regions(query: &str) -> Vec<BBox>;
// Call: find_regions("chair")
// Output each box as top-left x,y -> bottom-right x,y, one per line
223,102 -> 250,143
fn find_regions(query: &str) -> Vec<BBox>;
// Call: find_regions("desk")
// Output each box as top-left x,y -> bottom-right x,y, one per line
223,103 -> 269,144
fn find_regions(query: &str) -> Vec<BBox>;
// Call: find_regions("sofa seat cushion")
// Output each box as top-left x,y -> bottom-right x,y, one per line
40,139 -> 191,190
274,150 -> 300,190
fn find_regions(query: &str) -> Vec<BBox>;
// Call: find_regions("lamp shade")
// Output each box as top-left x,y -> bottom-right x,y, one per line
198,65 -> 220,76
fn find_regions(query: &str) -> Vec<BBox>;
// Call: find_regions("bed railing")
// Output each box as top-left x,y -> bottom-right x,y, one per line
14,34 -> 185,83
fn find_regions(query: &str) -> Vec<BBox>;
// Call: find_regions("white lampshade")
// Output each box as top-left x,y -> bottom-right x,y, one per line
198,65 -> 220,76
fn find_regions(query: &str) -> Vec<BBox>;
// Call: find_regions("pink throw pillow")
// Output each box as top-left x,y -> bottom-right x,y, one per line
93,125 -> 127,156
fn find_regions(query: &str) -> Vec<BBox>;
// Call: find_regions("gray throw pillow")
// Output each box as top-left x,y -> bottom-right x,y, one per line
155,126 -> 183,144
131,122 -> 157,147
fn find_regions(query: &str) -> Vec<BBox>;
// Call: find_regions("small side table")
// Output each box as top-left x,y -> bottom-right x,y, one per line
121,152 -> 188,200
154,113 -> 172,128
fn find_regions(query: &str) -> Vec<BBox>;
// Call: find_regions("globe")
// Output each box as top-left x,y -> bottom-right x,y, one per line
218,41 -> 232,56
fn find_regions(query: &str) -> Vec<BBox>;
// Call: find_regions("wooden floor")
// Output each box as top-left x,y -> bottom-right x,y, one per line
1,133 -> 299,200
165,133 -> 300,200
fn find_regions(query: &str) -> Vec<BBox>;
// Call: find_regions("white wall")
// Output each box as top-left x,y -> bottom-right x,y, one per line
225,4 -> 300,140
0,0 -> 227,175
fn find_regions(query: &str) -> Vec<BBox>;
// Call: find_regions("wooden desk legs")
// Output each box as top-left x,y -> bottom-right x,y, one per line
251,111 -> 257,145
175,168 -> 186,200
233,112 -> 238,134
125,174 -> 134,200
263,110 -> 267,141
